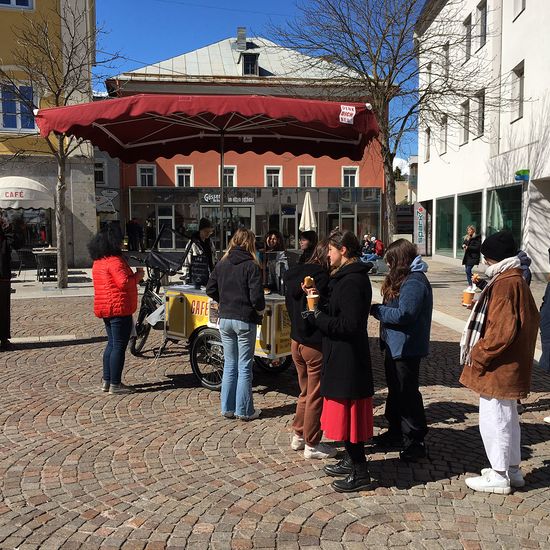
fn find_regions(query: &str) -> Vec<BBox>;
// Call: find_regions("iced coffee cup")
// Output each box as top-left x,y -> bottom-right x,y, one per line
307,294 -> 319,311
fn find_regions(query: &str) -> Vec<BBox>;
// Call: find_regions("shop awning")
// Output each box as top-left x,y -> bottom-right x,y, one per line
34,94 -> 379,162
0,177 -> 54,209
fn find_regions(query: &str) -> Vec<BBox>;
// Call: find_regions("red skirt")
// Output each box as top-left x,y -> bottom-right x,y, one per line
320,397 -> 373,444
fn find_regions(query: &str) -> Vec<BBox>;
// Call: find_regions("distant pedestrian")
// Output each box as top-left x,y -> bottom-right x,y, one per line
460,231 -> 539,494
304,230 -> 374,492
182,218 -> 216,285
370,239 -> 433,462
206,228 -> 265,421
363,236 -> 384,263
0,217 -> 15,351
89,224 -> 144,395
462,225 -> 481,289
284,239 -> 335,460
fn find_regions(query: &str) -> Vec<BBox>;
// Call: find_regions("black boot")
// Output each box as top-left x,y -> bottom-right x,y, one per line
331,463 -> 372,493
399,440 -> 427,462
371,430 -> 403,449
324,456 -> 353,477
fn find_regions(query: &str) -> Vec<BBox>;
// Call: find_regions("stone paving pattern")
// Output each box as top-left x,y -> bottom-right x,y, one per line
0,297 -> 549,549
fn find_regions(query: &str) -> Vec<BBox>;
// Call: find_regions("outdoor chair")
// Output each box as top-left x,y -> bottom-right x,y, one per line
36,253 -> 57,282
16,249 -> 38,281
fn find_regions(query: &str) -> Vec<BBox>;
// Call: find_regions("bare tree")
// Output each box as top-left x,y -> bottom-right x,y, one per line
0,0 -> 118,287
271,0 -> 503,241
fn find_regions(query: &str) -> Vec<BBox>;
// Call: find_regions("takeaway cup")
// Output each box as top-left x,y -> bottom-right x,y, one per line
307,294 -> 319,311
462,289 -> 475,307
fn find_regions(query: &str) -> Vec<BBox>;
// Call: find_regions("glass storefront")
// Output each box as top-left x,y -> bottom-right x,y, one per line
486,185 -> 522,246
0,208 -> 53,248
129,186 -> 382,250
435,196 -> 454,256
456,192 -> 482,250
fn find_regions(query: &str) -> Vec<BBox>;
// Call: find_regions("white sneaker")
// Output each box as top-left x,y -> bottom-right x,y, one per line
482,467 -> 524,488
291,434 -> 305,451
544,416 -> 550,424
237,409 -> 262,421
304,442 -> 338,460
465,469 -> 511,494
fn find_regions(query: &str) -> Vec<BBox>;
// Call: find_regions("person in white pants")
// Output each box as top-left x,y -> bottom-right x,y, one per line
459,231 -> 540,494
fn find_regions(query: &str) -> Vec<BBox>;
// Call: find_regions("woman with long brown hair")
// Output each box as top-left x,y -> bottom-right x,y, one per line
206,228 -> 265,421
370,239 -> 433,461
304,230 -> 374,492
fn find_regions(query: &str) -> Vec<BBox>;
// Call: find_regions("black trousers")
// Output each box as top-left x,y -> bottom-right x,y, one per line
384,352 -> 428,443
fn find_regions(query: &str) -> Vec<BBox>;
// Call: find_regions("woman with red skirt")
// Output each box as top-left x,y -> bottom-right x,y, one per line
304,230 -> 374,492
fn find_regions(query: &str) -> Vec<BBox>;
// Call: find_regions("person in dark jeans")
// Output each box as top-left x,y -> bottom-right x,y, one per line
89,224 -> 144,394
371,239 -> 433,461
462,225 -> 481,289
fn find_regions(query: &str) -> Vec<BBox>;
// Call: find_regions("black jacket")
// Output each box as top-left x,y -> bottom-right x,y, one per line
312,261 -> 374,400
0,228 -> 13,280
283,263 -> 329,347
462,234 -> 481,266
206,246 -> 265,325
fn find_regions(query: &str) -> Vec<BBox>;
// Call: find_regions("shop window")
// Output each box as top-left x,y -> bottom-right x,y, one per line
511,61 -> 524,121
176,166 -> 193,187
457,192 -> 482,252
435,196 -> 454,256
220,166 -> 236,187
298,166 -> 315,188
137,165 -> 156,187
1,84 -> 35,130
265,166 -> 281,188
0,0 -> 33,8
486,186 -> 522,246
342,167 -> 358,188
94,162 -> 106,186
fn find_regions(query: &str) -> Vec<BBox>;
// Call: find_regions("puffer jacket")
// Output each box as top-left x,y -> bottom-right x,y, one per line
92,255 -> 139,318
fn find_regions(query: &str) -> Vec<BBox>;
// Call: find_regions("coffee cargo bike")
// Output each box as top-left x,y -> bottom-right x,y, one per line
34,93 -> 379,389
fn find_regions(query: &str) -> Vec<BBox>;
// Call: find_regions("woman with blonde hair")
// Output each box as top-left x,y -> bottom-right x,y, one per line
206,228 -> 265,421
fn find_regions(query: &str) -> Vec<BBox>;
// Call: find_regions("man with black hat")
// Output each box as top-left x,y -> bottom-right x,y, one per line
182,218 -> 216,285
459,230 -> 539,494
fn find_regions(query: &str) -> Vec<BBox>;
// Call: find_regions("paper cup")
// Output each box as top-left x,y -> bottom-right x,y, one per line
307,294 -> 319,311
462,290 -> 475,306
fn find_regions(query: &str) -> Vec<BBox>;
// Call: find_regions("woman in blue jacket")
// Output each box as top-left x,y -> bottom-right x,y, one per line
370,239 -> 433,461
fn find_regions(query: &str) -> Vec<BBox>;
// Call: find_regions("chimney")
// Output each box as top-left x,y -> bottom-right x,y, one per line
236,27 -> 247,51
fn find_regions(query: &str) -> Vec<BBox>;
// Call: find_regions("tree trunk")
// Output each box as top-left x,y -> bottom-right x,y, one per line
380,139 -> 397,244
56,139 -> 68,289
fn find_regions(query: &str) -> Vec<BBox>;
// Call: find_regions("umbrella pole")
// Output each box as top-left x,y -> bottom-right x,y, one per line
219,131 -> 225,256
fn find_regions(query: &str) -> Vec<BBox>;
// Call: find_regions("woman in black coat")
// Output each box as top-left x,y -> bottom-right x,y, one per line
0,219 -> 13,350
462,225 -> 481,288
304,230 -> 373,492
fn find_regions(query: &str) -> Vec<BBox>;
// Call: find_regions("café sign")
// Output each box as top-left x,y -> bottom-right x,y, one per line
201,191 -> 255,204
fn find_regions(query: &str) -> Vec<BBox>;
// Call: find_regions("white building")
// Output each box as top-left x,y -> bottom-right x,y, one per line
416,0 -> 550,275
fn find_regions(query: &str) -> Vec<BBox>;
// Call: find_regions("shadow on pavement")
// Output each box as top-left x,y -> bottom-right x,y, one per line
13,336 -> 107,350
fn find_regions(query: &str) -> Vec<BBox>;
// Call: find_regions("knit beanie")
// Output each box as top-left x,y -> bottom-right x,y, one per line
480,231 -> 517,262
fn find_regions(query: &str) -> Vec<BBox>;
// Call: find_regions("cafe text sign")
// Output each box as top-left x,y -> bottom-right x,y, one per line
3,190 -> 26,199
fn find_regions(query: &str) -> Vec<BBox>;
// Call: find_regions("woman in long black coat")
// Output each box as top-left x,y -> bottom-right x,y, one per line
462,225 -> 481,288
305,230 -> 373,493
0,219 -> 14,350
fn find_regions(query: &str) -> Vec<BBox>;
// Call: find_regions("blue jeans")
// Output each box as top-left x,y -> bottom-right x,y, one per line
465,265 -> 473,287
219,318 -> 257,417
364,253 -> 381,263
103,316 -> 133,384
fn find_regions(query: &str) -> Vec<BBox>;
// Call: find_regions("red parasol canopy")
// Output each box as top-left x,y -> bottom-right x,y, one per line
35,94 -> 379,162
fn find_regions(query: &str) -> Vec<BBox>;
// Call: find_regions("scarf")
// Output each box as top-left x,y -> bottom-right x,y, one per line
459,256 -> 521,365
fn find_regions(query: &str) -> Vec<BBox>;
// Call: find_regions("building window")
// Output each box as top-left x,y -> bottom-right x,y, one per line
0,0 -> 33,8
442,42 -> 450,80
220,166 -> 236,187
242,54 -> 258,76
94,162 -> 106,186
298,167 -> 315,188
513,0 -> 526,19
463,14 -> 472,62
175,166 -> 193,187
477,1 -> 487,49
1,84 -> 35,130
426,62 -> 432,88
436,196 -> 455,257
475,89 -> 485,136
440,115 -> 448,155
457,192 -> 482,252
461,100 -> 470,144
342,167 -> 358,188
265,166 -> 281,187
512,61 -> 524,121
424,127 -> 431,162
487,185 -> 523,245
137,165 -> 156,187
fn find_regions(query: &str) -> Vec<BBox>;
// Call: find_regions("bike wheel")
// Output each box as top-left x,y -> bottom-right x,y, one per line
254,355 -> 293,373
190,328 -> 224,390
129,306 -> 152,356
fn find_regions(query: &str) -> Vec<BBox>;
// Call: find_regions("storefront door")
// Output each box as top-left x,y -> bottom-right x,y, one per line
200,206 -> 254,249
157,205 -> 175,249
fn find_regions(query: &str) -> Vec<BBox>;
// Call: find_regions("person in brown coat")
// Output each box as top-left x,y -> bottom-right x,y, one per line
459,231 -> 539,495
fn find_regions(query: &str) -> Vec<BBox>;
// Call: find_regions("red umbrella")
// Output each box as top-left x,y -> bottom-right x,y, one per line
35,94 -> 379,248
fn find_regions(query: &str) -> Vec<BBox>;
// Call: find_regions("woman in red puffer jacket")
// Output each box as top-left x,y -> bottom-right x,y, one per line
88,224 -> 144,395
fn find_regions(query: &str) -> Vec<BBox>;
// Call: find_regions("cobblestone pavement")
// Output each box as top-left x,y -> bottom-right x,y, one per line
1,298 -> 550,549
